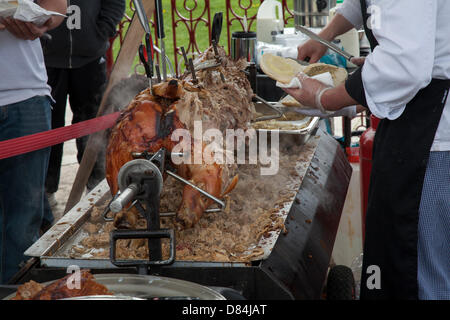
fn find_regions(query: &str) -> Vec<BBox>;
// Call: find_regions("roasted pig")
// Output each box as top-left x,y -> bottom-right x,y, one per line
105,46 -> 255,230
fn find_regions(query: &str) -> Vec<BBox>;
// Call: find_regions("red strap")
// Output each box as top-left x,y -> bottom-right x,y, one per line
0,112 -> 121,160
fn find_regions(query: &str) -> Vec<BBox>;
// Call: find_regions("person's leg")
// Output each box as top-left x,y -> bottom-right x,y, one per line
43,68 -> 69,230
417,151 -> 450,300
0,96 -> 52,284
45,67 -> 69,195
68,57 -> 107,191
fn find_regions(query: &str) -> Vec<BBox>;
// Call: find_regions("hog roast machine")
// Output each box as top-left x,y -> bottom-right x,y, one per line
9,9 -> 352,297
12,122 -> 351,300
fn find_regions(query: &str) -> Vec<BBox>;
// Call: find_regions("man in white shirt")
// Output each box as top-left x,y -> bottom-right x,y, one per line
286,0 -> 450,299
0,0 -> 66,284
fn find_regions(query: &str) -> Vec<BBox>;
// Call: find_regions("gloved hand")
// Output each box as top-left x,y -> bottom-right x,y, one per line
297,39 -> 328,63
288,105 -> 358,119
282,72 -> 333,113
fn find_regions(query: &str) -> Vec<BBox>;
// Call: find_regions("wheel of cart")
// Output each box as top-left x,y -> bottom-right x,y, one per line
326,265 -> 356,300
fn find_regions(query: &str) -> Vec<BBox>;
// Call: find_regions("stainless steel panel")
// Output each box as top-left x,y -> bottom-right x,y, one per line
231,31 -> 257,63
294,0 -> 336,28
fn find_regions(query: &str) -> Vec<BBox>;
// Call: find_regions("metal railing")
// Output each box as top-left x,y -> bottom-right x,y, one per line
106,0 -> 294,76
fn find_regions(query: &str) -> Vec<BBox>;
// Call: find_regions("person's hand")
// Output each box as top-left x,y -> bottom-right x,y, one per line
282,73 -> 332,113
0,17 -> 49,40
350,57 -> 366,66
297,39 -> 328,63
0,22 -> 5,31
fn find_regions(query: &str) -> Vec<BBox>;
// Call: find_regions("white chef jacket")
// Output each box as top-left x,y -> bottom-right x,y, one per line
337,0 -> 450,151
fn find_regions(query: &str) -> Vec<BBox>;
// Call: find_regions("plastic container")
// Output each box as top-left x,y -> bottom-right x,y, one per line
320,40 -> 348,68
329,0 -> 360,67
256,0 -> 284,44
346,147 -> 360,163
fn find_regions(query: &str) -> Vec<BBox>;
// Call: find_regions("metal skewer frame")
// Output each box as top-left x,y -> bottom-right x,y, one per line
166,170 -> 226,210
212,40 -> 226,82
107,149 -> 226,219
188,58 -> 199,85
180,46 -> 189,69
155,0 -> 168,81
155,64 -> 162,83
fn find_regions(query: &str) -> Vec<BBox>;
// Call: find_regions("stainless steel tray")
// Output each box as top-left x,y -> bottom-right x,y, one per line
252,101 -> 320,145
25,135 -> 321,269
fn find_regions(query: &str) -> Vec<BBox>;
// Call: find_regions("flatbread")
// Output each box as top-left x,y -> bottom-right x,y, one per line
303,63 -> 348,87
260,54 -> 305,84
279,63 -> 348,107
260,54 -> 348,107
280,95 -> 303,108
260,54 -> 347,87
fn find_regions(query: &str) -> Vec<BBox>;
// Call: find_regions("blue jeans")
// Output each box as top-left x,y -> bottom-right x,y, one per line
0,96 -> 52,284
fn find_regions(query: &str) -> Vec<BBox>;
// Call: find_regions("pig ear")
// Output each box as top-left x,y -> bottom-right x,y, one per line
221,174 -> 239,197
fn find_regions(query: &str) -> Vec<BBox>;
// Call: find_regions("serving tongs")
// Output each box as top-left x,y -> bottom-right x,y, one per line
252,95 -> 285,123
133,0 -> 160,92
138,34 -> 158,93
155,0 -> 168,81
252,96 -> 326,123
296,25 -> 354,62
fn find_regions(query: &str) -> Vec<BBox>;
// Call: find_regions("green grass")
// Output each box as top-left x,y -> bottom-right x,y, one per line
112,0 -> 294,76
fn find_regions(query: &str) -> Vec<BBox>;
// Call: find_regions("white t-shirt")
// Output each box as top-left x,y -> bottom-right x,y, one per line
0,30 -> 51,106
337,0 -> 450,152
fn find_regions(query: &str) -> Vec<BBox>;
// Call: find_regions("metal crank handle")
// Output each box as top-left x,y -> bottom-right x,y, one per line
132,151 -> 186,158
166,170 -> 226,209
110,183 -> 139,213
103,193 -> 120,221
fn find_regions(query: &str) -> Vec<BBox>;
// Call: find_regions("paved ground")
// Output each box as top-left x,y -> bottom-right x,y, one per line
49,109 -> 79,222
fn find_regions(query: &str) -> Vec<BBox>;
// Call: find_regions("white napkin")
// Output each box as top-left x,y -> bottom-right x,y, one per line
275,72 -> 353,118
276,72 -> 334,89
0,0 -> 66,26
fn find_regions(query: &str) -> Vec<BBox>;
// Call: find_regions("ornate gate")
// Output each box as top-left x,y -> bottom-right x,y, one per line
107,0 -> 294,76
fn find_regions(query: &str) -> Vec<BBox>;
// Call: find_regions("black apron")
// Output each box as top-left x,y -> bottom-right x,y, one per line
358,0 -> 450,299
